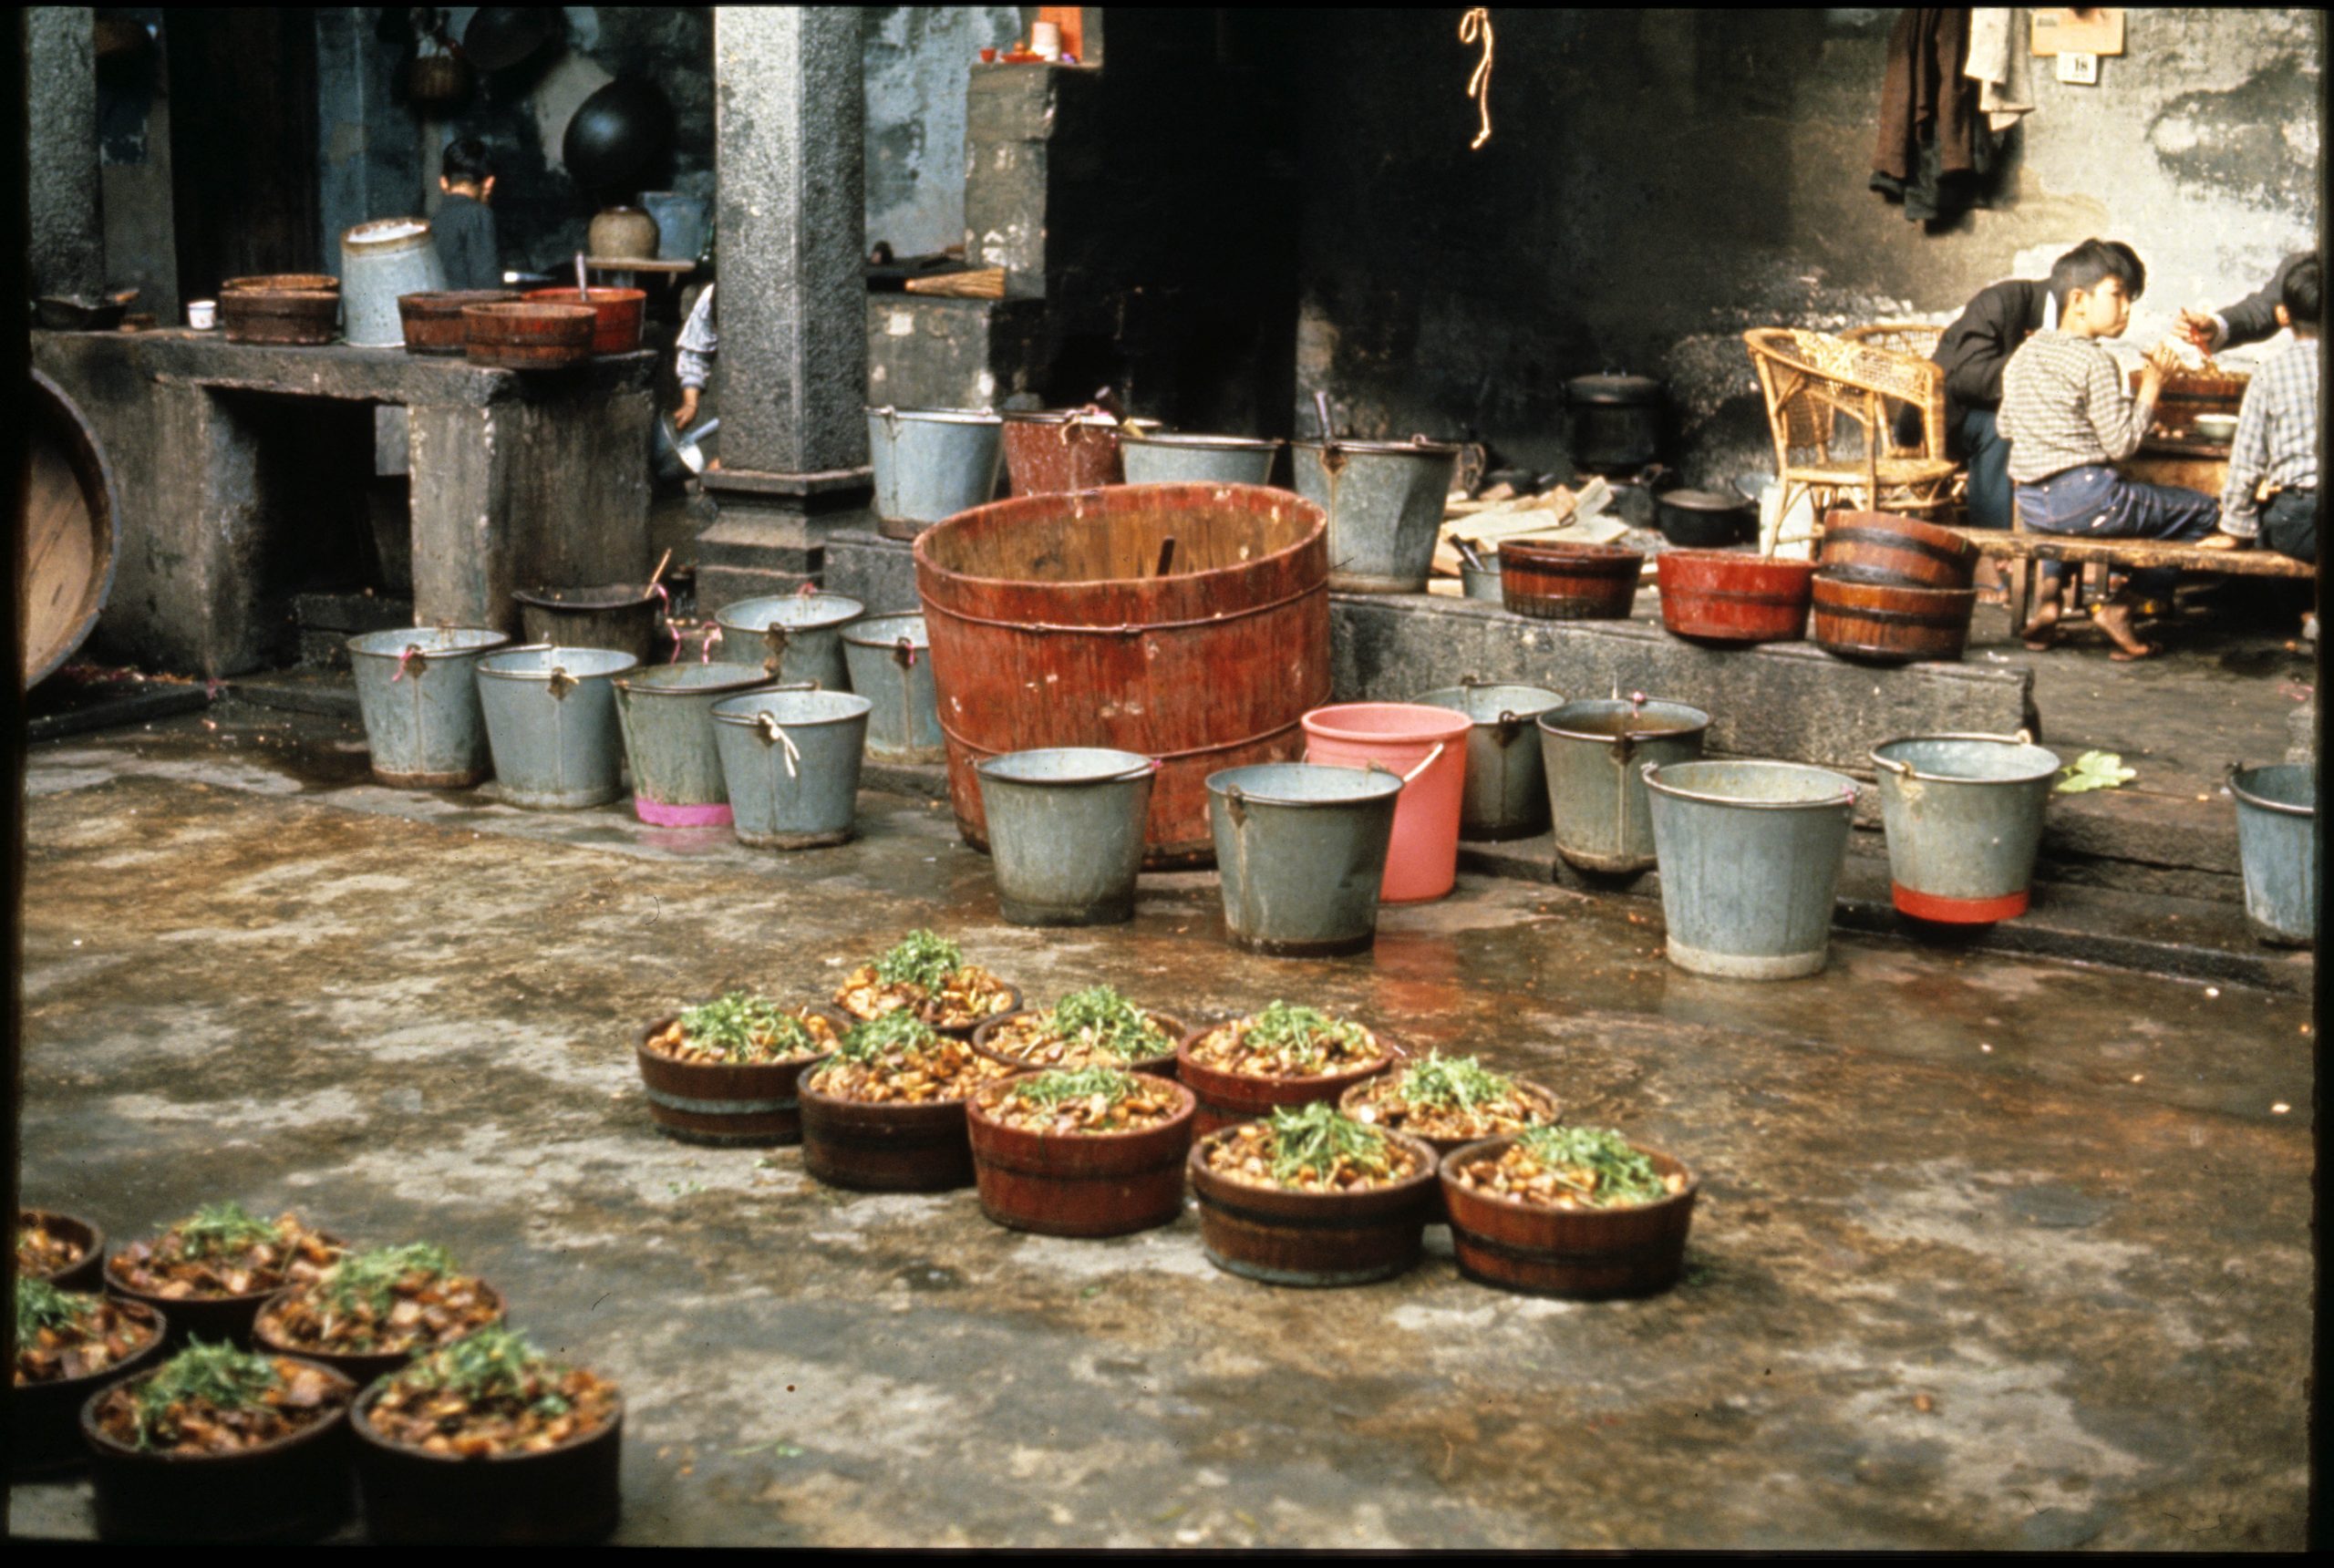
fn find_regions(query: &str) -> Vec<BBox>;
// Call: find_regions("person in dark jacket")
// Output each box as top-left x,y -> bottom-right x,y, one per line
2177,251 -> 2318,356
433,138 -> 501,293
1922,240 -> 2147,531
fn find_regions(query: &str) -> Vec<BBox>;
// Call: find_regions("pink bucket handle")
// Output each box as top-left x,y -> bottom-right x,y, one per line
390,643 -> 425,683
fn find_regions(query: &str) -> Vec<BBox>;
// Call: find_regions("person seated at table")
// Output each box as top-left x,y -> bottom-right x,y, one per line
2217,257 -> 2319,564
1925,240 -> 2145,531
434,138 -> 501,293
1998,241 -> 2241,661
2177,251 -> 2319,356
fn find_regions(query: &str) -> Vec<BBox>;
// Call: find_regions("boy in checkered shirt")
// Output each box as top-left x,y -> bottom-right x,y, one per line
1998,240 -> 2242,660
2218,256 -> 2319,564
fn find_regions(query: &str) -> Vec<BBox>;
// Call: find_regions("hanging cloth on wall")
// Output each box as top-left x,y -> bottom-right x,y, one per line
1870,8 -> 1988,226
1964,8 -> 2036,133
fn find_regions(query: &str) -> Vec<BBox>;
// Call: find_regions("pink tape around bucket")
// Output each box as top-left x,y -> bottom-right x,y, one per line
635,797 -> 733,827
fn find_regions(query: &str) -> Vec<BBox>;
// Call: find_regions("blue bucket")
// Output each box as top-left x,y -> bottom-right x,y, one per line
614,662 -> 795,826
713,593 -> 864,691
2229,763 -> 2317,946
711,687 -> 873,849
976,748 -> 1157,926
347,626 -> 510,788
1644,758 -> 1859,980
476,645 -> 640,810
1207,762 -> 1405,956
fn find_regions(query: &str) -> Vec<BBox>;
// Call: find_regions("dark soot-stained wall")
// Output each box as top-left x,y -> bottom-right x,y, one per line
1291,8 -> 2320,485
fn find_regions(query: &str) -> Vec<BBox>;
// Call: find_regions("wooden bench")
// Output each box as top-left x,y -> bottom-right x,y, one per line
1944,527 -> 2316,634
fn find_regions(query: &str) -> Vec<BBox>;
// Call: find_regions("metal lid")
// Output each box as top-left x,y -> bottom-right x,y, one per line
1566,374 -> 1665,406
1657,488 -> 1752,512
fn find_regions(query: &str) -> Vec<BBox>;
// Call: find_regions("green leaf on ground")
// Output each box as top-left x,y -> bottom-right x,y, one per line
2055,750 -> 2136,794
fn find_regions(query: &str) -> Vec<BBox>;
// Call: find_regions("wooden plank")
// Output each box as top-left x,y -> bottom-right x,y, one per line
1946,528 -> 2313,579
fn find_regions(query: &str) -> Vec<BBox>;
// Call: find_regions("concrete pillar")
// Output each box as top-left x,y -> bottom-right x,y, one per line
26,6 -> 105,300
696,6 -> 875,610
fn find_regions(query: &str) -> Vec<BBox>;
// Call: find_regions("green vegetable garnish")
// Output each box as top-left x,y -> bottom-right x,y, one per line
1514,1126 -> 1668,1207
170,1201 -> 280,1258
873,930 -> 963,993
1396,1051 -> 1515,1110
15,1276 -> 97,1345
133,1341 -> 282,1448
1265,1102 -> 1396,1187
1244,1002 -> 1371,1072
1044,985 -> 1169,1059
1009,1066 -> 1136,1109
392,1325 -> 572,1418
315,1243 -> 458,1316
678,992 -> 821,1062
838,1010 -> 943,1062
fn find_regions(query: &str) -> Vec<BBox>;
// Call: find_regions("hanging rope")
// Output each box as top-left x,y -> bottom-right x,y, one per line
1461,8 -> 1494,150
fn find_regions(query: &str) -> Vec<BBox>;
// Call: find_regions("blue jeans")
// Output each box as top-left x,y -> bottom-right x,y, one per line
2259,488 -> 2318,563
2014,464 -> 2221,598
1955,407 -> 2014,531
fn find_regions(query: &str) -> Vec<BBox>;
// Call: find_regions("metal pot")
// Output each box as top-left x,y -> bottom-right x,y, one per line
1565,373 -> 1665,473
1652,488 -> 1754,548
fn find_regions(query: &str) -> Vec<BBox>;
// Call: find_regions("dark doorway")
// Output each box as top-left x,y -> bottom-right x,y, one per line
167,8 -> 321,297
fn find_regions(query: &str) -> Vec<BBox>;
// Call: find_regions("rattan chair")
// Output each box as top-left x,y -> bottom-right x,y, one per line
1842,321 -> 1945,359
1743,327 -> 1958,529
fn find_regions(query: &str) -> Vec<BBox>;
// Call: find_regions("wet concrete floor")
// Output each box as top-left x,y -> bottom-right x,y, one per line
11,703 -> 2312,1547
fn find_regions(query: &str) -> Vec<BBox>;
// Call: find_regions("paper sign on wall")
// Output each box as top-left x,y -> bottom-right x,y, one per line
2031,9 -> 2125,57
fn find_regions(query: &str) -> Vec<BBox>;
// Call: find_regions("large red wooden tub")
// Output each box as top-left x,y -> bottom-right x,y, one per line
913,482 -> 1330,868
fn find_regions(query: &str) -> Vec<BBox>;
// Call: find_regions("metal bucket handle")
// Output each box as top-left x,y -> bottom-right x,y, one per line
893,636 -> 917,670
752,711 -> 804,779
1492,710 -> 1525,746
873,404 -> 898,438
546,665 -> 578,700
1874,728 -> 2038,776
1640,758 -> 1857,807
1224,782 -> 1247,829
391,643 -> 426,684
762,622 -> 790,668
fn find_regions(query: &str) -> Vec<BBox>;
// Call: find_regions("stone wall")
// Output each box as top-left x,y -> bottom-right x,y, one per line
863,6 -> 1023,258
1291,8 -> 2322,485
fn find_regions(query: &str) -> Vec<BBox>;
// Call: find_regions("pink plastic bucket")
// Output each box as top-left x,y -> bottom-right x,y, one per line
1301,702 -> 1473,903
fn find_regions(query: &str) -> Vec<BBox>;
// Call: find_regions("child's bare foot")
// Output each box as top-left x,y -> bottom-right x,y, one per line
2020,597 -> 2063,651
2092,599 -> 2157,660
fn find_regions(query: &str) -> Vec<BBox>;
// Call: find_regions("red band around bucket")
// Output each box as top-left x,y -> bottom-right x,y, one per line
1892,884 -> 2029,924
635,797 -> 733,828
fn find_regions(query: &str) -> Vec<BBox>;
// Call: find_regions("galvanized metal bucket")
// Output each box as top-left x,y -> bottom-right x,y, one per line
614,662 -> 794,827
511,584 -> 664,667
1290,438 -> 1461,593
347,626 -> 511,788
1643,759 -> 1859,980
866,407 -> 1004,539
1121,431 -> 1284,487
339,218 -> 447,348
1537,698 -> 1710,873
1412,681 -> 1565,841
475,645 -> 639,810
1871,731 -> 2062,924
713,593 -> 864,691
841,614 -> 944,763
2229,762 -> 2318,946
1206,762 -> 1405,956
711,688 -> 873,849
1459,556 -> 1503,602
975,748 -> 1158,926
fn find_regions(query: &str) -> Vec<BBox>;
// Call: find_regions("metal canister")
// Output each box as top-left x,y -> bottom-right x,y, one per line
340,219 -> 448,348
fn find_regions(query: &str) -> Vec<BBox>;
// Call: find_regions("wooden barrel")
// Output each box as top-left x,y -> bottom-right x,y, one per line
1499,540 -> 1643,620
462,303 -> 594,369
398,289 -> 519,355
22,371 -> 122,688
522,287 -> 645,355
1810,573 -> 1976,664
1818,511 -> 1978,589
222,273 -> 339,293
220,287 -> 339,346
912,482 -> 1330,868
1656,549 -> 1815,644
